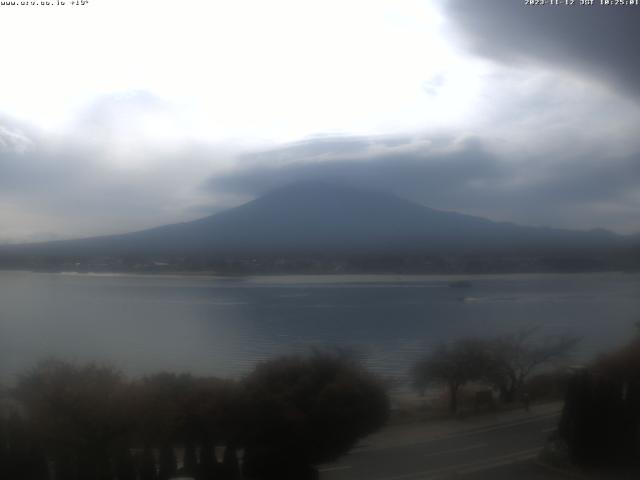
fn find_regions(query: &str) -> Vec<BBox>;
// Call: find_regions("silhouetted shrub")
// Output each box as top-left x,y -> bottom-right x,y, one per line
115,447 -> 137,480
199,443 -> 220,480
14,359 -> 132,479
182,442 -> 198,477
157,444 -> 177,480
525,369 -> 572,402
139,447 -> 157,480
1,413 -> 48,480
221,444 -> 240,480
240,351 -> 389,479
133,373 -> 239,448
559,338 -> 640,466
3,353 -> 387,479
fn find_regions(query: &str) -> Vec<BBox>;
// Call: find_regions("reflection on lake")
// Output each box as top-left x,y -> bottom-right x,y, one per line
1,271 -> 639,383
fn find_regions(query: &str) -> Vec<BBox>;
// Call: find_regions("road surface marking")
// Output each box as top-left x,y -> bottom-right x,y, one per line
444,412 -> 559,439
535,459 -> 589,479
455,448 -> 540,476
367,447 -> 541,480
353,412 -> 560,454
322,443 -> 487,474
319,465 -> 352,473
421,443 -> 487,458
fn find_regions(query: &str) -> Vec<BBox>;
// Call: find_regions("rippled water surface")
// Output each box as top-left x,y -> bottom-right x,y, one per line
1,271 -> 639,382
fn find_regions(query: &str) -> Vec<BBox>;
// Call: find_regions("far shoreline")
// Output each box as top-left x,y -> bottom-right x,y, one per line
0,268 -> 632,283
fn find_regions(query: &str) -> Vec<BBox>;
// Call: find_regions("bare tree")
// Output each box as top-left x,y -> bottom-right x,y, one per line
411,329 -> 579,411
411,339 -> 490,414
486,327 -> 579,403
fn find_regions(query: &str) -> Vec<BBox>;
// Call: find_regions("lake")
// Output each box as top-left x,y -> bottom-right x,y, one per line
1,271 -> 639,384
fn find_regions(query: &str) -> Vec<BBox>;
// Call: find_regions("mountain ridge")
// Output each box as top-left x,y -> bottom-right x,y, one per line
0,181 -> 633,258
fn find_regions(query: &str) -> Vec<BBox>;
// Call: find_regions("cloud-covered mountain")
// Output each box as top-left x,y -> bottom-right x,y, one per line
1,182 -> 629,258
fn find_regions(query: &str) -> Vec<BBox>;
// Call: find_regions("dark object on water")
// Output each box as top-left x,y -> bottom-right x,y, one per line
448,280 -> 472,288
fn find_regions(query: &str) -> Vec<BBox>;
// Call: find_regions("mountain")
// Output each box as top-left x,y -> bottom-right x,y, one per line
0,182 -> 631,258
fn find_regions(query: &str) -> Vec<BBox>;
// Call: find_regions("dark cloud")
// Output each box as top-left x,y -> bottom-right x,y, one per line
207,135 -> 508,207
205,135 -> 640,233
445,0 -> 640,98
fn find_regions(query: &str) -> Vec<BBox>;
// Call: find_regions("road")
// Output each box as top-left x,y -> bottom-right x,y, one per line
319,408 -> 566,480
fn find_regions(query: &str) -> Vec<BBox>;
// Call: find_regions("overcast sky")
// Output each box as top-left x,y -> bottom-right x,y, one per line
1,0 -> 639,242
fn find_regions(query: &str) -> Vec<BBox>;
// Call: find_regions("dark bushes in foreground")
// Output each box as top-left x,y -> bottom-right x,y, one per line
0,352 -> 389,480
559,338 -> 640,467
240,352 -> 389,480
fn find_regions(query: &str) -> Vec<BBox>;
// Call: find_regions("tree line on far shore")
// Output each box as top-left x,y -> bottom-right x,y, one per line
0,351 -> 390,480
